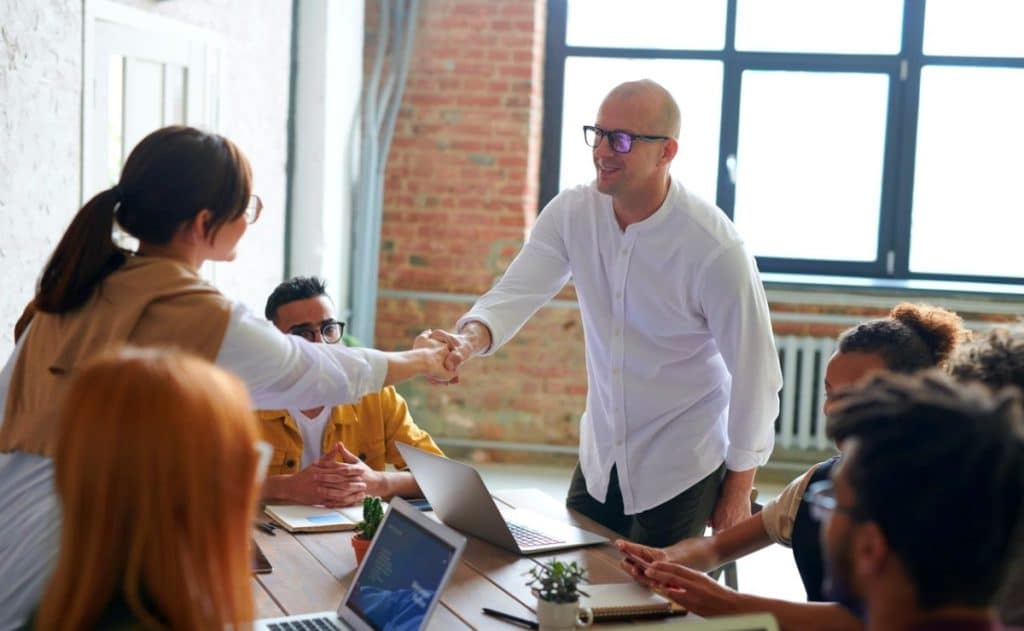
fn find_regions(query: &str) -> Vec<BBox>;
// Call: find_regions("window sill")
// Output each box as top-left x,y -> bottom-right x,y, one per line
764,273 -> 1024,299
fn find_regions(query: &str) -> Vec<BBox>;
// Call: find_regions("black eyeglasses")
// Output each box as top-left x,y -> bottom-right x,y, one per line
804,480 -> 861,522
244,194 -> 263,225
287,320 -> 344,344
583,125 -> 672,154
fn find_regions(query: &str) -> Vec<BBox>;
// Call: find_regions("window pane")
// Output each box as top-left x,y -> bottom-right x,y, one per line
924,0 -> 1024,57
732,71 -> 889,261
909,67 -> 1024,278
566,0 -> 726,51
735,0 -> 903,54
559,57 -> 723,203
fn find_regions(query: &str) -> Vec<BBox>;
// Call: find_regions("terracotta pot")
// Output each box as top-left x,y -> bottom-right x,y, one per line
351,534 -> 371,564
535,598 -> 593,630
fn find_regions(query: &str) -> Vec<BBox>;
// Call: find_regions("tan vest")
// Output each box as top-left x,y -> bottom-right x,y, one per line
0,256 -> 232,456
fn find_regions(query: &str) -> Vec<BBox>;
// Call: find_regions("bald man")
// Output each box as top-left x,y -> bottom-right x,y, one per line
425,80 -> 782,545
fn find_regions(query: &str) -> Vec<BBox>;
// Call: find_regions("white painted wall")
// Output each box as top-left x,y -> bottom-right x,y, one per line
0,0 -> 293,358
0,1 -> 83,357
288,0 -> 365,320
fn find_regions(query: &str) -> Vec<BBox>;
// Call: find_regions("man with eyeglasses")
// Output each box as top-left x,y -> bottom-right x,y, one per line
257,276 -> 444,506
424,80 -> 781,545
815,372 -> 1024,631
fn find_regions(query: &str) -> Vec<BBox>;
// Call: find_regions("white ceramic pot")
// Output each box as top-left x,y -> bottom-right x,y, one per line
535,598 -> 593,630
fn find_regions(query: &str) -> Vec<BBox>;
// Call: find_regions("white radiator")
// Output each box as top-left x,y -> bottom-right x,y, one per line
774,335 -> 837,452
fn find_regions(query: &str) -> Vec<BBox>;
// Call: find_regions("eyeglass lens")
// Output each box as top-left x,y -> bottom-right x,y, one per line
245,195 -> 262,224
290,321 -> 344,344
608,132 -> 631,153
584,126 -> 633,154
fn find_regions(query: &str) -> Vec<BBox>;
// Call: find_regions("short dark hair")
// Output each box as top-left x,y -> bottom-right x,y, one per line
826,371 -> 1024,610
948,326 -> 1024,393
264,276 -> 328,322
837,303 -> 965,372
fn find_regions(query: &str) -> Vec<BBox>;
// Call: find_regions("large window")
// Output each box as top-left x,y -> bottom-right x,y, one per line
541,0 -> 1024,285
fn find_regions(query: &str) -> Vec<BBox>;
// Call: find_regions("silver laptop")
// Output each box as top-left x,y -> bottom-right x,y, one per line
396,443 -> 608,554
255,497 -> 466,631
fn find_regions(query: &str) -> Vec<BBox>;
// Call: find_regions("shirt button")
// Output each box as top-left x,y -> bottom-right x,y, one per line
616,440 -> 624,446
613,329 -> 621,337
615,291 -> 622,299
620,248 -> 627,256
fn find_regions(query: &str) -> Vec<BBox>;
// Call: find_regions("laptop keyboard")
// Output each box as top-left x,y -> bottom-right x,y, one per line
268,617 -> 340,631
507,521 -> 565,547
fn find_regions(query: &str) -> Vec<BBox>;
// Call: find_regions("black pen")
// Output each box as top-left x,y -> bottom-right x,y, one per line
255,522 -> 277,536
481,607 -> 538,630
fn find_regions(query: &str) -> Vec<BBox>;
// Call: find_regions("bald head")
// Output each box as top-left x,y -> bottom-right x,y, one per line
601,80 -> 681,138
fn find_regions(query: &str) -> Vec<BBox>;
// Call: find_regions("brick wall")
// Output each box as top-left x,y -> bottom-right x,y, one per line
370,0 -> 546,296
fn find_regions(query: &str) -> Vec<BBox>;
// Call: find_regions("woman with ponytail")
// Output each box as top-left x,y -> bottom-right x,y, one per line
0,126 -> 455,627
616,303 -> 967,631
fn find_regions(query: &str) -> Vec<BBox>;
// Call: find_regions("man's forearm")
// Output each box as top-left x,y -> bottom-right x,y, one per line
261,475 -> 293,502
722,467 -> 756,495
369,471 -> 421,500
708,512 -> 773,567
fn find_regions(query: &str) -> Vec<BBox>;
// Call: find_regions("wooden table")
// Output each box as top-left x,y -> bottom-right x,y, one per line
252,488 -> 694,628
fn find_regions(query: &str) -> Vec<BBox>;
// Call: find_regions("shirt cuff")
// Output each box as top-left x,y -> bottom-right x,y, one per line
359,348 -> 389,392
725,443 -> 773,472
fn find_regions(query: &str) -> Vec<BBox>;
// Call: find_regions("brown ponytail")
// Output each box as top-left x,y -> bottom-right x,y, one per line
35,187 -> 126,314
31,126 -> 252,315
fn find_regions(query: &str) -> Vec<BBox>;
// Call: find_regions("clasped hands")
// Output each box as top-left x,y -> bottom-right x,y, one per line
413,327 -> 475,385
284,442 -> 381,507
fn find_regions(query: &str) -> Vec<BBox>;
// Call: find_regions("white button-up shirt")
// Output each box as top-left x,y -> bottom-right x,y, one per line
457,178 -> 782,514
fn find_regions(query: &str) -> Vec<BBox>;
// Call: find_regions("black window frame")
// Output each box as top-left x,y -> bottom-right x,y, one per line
540,0 -> 1024,286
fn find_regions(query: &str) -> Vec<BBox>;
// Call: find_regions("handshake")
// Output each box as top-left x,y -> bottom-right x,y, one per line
410,322 -> 491,385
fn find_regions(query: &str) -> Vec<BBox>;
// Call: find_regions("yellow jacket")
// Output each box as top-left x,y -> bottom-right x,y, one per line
257,386 -> 443,475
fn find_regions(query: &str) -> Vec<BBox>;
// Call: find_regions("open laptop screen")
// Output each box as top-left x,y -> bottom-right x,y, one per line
345,508 -> 457,631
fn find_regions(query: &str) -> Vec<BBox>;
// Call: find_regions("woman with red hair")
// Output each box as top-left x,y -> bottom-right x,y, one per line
31,348 -> 265,628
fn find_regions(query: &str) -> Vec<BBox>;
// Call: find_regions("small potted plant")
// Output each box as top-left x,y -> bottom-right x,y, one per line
351,496 -> 383,564
525,559 -> 593,630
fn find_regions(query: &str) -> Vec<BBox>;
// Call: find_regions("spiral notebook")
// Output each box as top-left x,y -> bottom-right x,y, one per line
264,503 -> 373,533
579,582 -> 682,621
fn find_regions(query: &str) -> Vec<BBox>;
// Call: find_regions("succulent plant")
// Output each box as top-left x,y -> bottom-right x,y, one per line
525,559 -> 588,604
355,496 -> 384,540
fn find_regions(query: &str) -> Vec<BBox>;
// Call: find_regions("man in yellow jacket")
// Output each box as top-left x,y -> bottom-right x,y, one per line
259,276 -> 444,506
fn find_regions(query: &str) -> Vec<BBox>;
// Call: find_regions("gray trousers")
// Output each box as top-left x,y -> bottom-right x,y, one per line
566,461 -> 726,546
